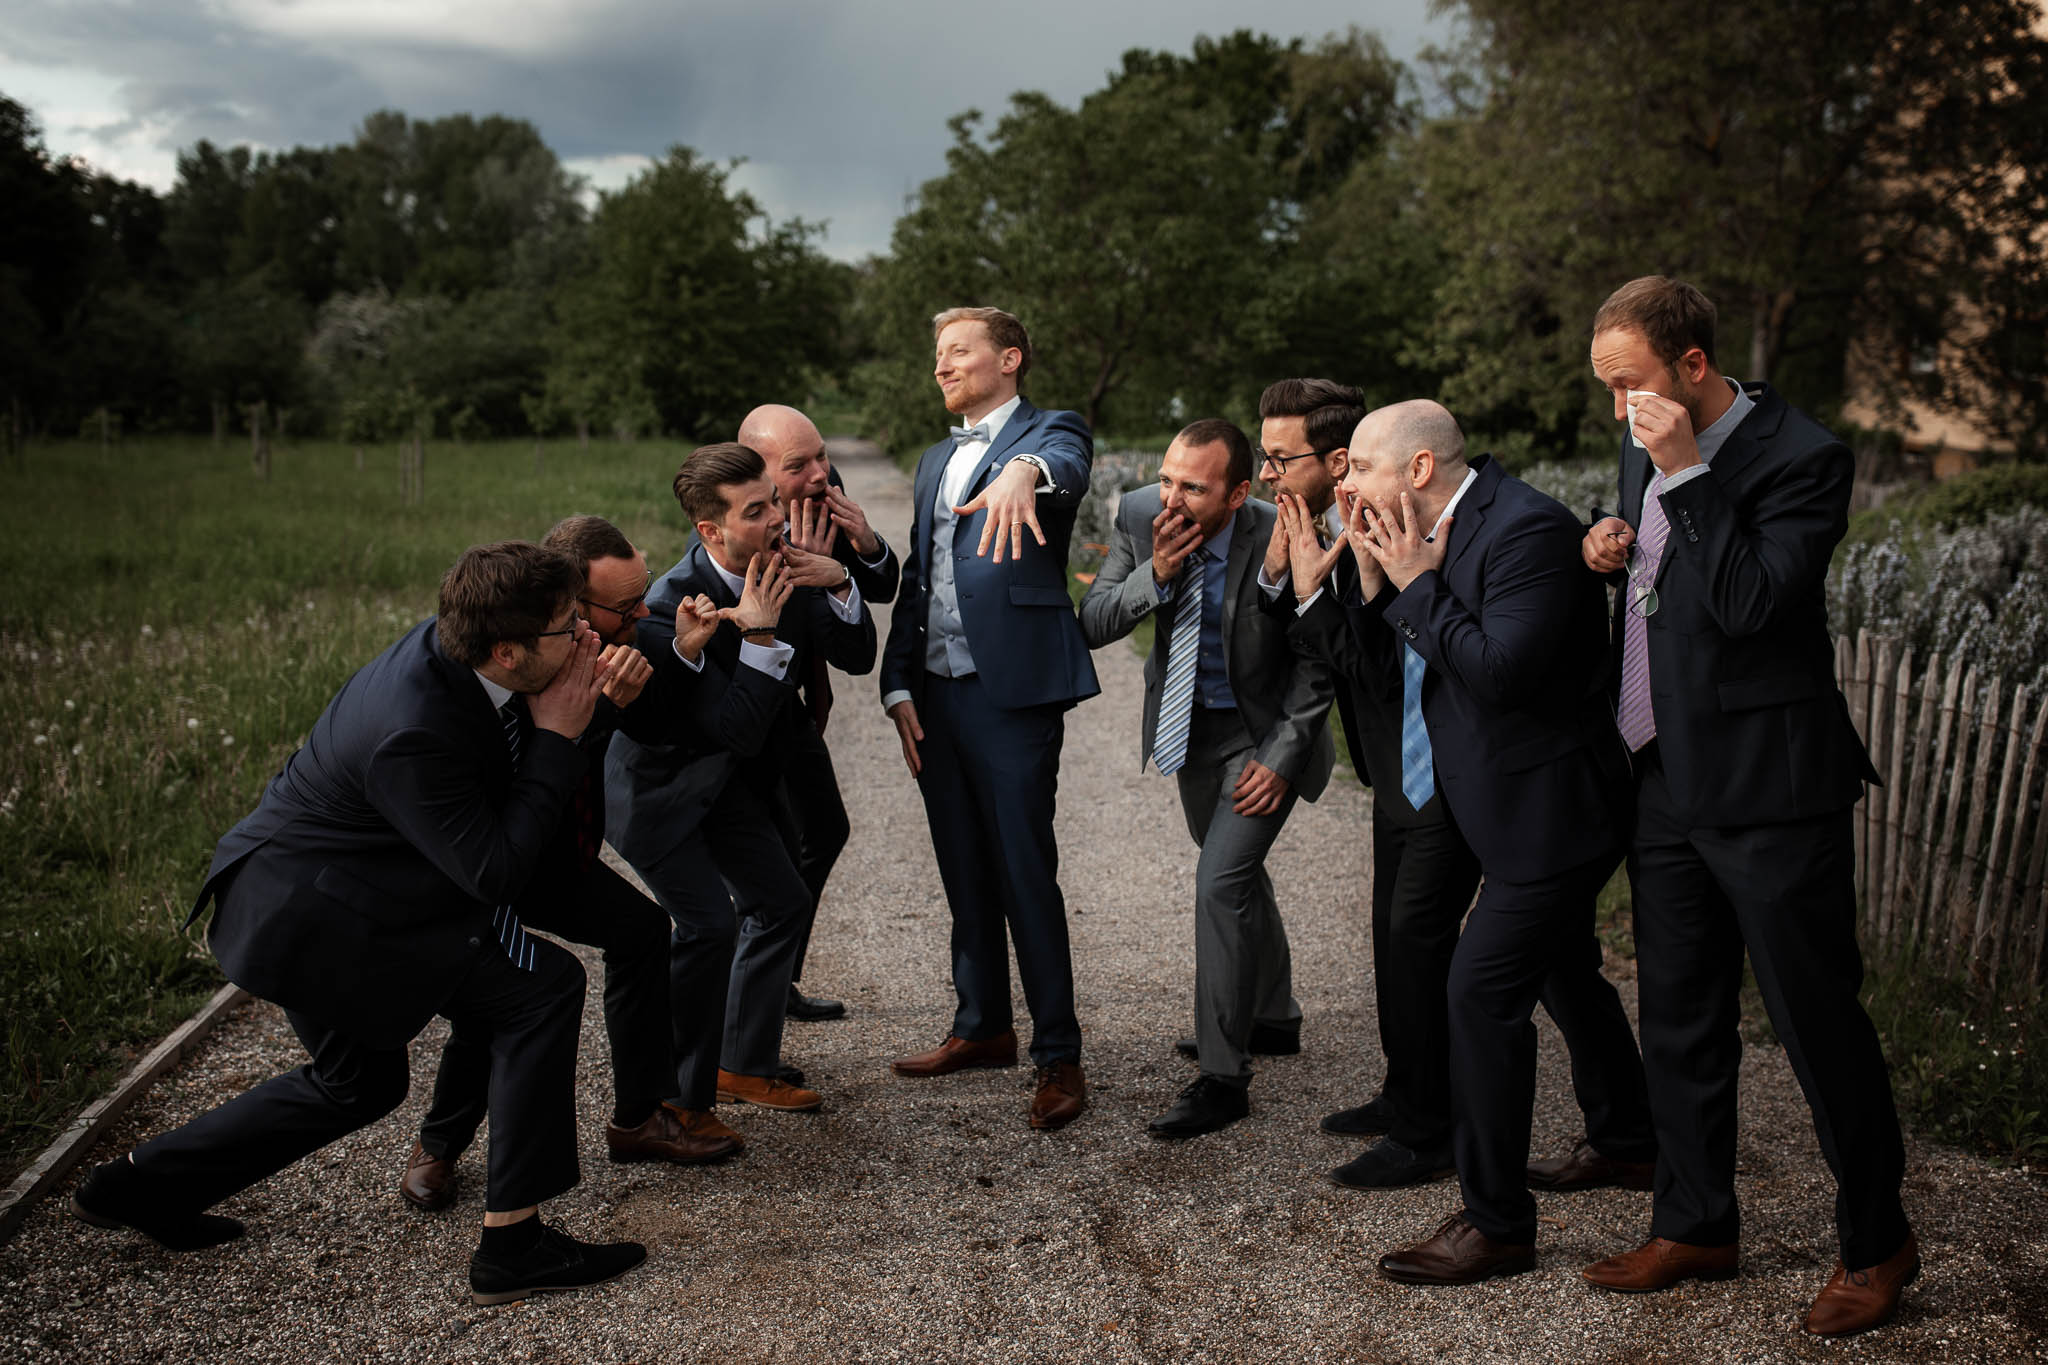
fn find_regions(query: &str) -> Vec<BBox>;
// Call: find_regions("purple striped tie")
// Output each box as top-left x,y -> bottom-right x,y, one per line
1616,472 -> 1670,752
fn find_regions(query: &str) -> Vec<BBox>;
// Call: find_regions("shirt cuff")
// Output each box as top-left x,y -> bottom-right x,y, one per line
739,639 -> 795,679
670,640 -> 707,672
1256,565 -> 1288,597
1659,464 -> 1711,492
1294,586 -> 1325,617
880,688 -> 912,712
1007,453 -> 1056,493
826,579 -> 864,620
858,537 -> 890,568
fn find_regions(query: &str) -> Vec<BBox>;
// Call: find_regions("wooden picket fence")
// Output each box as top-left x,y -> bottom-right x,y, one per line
1839,630 -> 2048,989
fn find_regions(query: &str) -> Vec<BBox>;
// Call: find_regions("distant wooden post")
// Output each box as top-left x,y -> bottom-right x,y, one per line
245,401 -> 271,481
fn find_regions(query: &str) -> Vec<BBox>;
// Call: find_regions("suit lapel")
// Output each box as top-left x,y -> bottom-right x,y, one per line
685,540 -> 738,609
1440,457 -> 1499,577
1221,500 -> 1258,646
962,398 -> 1038,501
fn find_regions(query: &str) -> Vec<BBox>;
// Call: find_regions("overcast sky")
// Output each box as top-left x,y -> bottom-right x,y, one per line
0,0 -> 1445,261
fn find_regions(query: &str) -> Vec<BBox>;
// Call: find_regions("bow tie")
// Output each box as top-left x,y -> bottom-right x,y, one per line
949,423 -> 990,445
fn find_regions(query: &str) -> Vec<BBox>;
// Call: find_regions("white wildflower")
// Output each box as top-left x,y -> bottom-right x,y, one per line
32,734 -> 48,746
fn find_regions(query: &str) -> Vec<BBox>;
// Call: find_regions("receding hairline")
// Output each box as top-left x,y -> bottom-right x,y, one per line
738,404 -> 822,458
1354,400 -> 1466,467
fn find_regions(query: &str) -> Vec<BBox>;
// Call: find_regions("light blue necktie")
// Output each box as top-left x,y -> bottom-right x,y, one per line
1399,645 -> 1435,809
949,423 -> 990,445
1153,550 -> 1208,776
492,702 -> 536,971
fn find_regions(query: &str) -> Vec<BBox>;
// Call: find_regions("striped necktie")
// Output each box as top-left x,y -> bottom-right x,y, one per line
492,701 -> 536,971
1399,644 -> 1434,809
1616,471 -> 1670,752
1152,550 -> 1208,776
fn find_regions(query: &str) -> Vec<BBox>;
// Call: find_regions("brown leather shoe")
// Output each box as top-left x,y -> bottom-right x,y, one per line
1583,1237 -> 1738,1292
400,1141 -> 456,1212
715,1069 -> 824,1111
891,1029 -> 1019,1078
1804,1232 -> 1919,1337
1378,1211 -> 1535,1285
1027,1061 -> 1087,1130
606,1103 -> 743,1164
1526,1138 -> 1654,1191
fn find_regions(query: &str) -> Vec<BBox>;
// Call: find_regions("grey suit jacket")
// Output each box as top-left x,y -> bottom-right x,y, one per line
1079,489 -> 1335,801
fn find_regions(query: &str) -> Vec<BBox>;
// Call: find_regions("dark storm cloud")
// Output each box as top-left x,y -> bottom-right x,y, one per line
1,0 -> 1443,258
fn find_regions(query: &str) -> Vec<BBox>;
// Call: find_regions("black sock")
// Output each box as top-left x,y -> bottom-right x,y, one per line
479,1215 -> 545,1257
612,1100 -> 657,1129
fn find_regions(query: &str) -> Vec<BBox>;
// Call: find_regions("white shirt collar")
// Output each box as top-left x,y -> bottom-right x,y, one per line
959,393 -> 1022,447
705,548 -> 748,599
1429,466 -> 1480,541
474,670 -> 513,711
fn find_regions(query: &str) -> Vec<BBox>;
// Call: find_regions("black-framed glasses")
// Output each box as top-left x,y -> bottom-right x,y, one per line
1626,549 -> 1659,618
533,614 -> 586,639
580,569 -> 654,621
1260,447 -> 1336,475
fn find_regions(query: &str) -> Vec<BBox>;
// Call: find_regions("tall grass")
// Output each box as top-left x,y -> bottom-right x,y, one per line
0,436 -> 700,1178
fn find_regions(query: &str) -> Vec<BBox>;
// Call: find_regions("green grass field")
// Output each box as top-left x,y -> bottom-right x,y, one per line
0,435 -> 705,1179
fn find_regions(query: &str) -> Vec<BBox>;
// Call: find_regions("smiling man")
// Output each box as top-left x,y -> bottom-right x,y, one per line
72,542 -> 647,1306
880,306 -> 1099,1131
1080,418 -> 1333,1139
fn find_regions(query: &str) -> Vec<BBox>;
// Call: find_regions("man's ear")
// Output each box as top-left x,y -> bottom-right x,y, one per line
1321,446 -> 1349,484
1409,448 -> 1437,490
1226,480 -> 1252,512
999,347 -> 1022,377
695,518 -> 724,549
487,638 -> 523,672
1677,346 -> 1711,384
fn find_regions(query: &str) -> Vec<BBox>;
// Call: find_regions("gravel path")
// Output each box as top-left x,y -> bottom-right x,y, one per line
4,441 -> 2043,1363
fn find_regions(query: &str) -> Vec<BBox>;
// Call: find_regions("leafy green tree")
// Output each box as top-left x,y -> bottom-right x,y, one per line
544,148 -> 848,440
1418,0 -> 2048,458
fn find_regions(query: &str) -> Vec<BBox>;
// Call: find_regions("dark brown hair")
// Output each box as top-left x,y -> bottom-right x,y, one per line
673,442 -> 768,528
1258,377 -> 1366,453
436,541 -> 582,666
1175,417 -> 1255,488
933,306 -> 1033,381
1593,276 -> 1718,368
542,514 -> 633,572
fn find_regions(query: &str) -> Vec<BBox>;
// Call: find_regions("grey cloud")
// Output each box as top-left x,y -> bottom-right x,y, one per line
2,0 -> 1442,259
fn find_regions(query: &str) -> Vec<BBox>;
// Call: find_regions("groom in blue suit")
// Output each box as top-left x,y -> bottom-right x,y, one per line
881,306 -> 1099,1130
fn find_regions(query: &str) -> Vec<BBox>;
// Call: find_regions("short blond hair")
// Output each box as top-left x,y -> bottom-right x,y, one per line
932,306 -> 1032,381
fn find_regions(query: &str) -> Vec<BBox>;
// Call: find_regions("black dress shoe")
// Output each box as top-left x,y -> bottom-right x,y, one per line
1147,1076 -> 1251,1140
1320,1093 -> 1397,1136
469,1221 -> 648,1306
1330,1137 -> 1456,1189
1174,1023 -> 1301,1061
786,985 -> 846,1022
71,1157 -> 245,1251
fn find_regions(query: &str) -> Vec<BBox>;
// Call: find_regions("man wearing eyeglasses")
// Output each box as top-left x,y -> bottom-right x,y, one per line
740,404 -> 901,1025
72,542 -> 647,1305
1581,277 -> 1911,1336
398,516 -> 760,1212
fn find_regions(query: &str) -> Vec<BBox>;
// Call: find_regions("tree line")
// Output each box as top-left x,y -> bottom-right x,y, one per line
4,0 -> 2044,463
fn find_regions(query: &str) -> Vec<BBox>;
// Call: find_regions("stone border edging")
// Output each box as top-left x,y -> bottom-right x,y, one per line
0,983 -> 249,1247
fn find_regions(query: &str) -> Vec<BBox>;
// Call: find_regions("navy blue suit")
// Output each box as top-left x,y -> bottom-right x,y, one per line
144,619 -> 593,1215
609,541 -> 875,1104
1609,385 -> 1905,1269
881,398 -> 1099,1064
1356,457 -> 1653,1244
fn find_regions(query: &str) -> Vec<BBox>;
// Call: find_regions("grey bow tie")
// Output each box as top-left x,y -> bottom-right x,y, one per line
949,423 -> 990,444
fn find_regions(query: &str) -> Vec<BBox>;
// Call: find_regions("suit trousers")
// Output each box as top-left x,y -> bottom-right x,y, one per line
1631,758 -> 1908,1268
418,859 -> 673,1159
1449,847 -> 1655,1245
133,937 -> 586,1214
632,780 -> 810,1108
779,720 -> 851,985
1175,705 -> 1301,1086
1369,805 -> 1483,1153
915,673 -> 1081,1065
